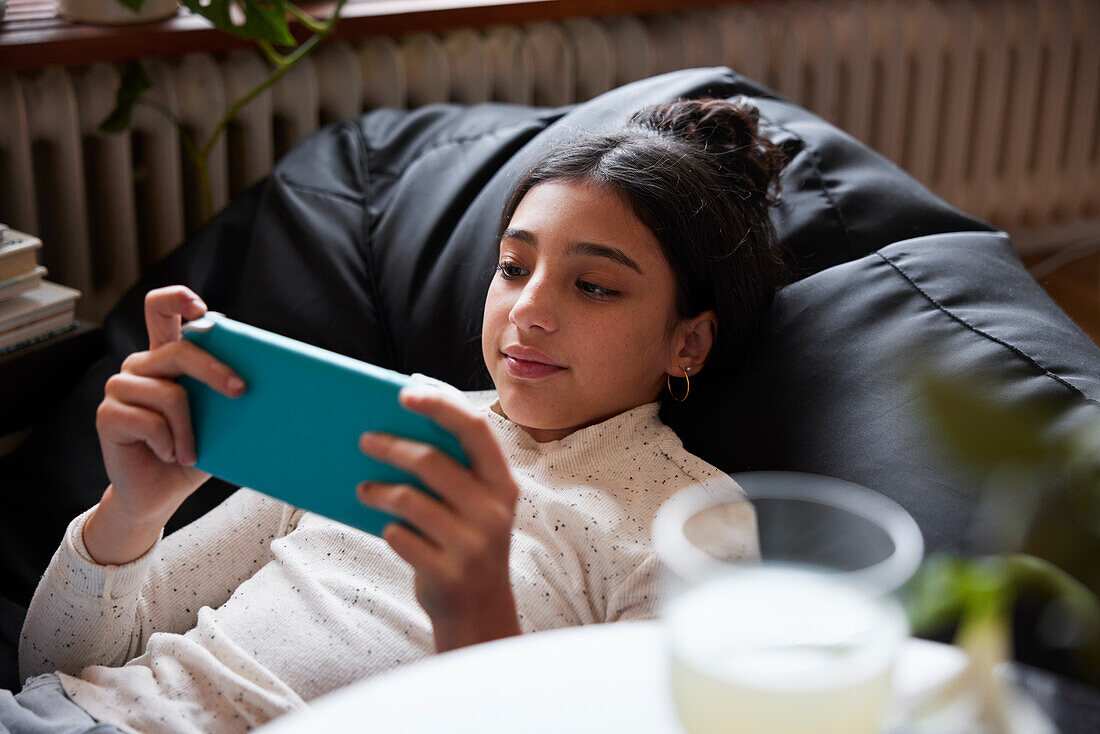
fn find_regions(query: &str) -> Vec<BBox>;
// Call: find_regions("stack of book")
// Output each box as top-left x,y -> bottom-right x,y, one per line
0,224 -> 82,356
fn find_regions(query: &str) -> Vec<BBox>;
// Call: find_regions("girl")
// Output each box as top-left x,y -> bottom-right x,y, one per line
11,97 -> 789,733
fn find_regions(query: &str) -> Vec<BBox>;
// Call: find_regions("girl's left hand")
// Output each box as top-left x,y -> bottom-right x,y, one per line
357,386 -> 521,652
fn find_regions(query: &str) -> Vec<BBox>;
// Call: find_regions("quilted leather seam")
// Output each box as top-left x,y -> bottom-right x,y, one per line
874,251 -> 1090,402
755,109 -> 856,262
273,122 -> 370,205
354,125 -> 400,370
800,143 -> 855,259
270,176 -> 365,206
372,113 -> 563,178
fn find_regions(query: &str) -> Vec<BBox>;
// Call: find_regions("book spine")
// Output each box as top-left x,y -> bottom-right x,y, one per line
0,299 -> 77,333
0,322 -> 79,356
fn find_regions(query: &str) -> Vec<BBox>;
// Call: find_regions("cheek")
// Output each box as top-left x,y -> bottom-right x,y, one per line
482,286 -> 507,358
574,309 -> 669,372
482,283 -> 509,330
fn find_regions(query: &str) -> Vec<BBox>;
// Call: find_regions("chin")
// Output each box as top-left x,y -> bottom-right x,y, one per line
496,385 -> 564,429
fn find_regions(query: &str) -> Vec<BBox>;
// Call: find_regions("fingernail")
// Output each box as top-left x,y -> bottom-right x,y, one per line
227,376 -> 245,393
399,386 -> 433,401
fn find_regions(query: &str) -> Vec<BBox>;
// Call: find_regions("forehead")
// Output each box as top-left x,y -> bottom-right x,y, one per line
506,180 -> 665,265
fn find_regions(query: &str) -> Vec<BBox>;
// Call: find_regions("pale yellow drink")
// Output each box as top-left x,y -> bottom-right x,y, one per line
666,566 -> 908,734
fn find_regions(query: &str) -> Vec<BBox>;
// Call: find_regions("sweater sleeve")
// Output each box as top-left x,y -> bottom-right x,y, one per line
19,488 -> 298,680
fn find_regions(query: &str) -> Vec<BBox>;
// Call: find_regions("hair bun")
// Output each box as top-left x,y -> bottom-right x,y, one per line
629,97 -> 786,206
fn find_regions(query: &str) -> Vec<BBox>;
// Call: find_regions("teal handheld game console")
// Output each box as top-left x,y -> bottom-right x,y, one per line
179,312 -> 469,536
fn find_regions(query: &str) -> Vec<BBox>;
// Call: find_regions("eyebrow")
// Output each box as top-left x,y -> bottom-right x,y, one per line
500,227 -> 645,275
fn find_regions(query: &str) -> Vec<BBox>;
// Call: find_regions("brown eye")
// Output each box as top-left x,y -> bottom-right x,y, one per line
496,264 -> 527,279
577,280 -> 619,299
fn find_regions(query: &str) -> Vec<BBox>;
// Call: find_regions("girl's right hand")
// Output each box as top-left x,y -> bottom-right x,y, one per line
85,286 -> 246,564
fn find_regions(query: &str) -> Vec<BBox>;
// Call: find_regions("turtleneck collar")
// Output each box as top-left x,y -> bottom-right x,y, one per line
474,393 -> 669,477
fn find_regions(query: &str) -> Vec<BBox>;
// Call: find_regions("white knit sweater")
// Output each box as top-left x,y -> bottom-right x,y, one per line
19,382 -> 751,733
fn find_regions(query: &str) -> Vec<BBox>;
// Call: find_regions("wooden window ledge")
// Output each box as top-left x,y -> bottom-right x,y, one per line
0,0 -> 747,72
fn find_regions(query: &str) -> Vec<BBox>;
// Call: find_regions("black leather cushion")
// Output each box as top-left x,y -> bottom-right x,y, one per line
2,67 -> 1093,695
716,231 -> 1100,553
0,66 -> 993,608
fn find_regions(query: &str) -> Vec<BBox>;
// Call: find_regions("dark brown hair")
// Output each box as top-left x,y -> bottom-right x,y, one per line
499,97 -> 792,410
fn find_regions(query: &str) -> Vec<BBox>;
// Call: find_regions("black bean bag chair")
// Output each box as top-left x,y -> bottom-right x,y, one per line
3,67 -> 1098,729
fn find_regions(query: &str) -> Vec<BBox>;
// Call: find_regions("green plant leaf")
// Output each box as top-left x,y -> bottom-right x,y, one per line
905,552 -> 1100,648
1070,421 -> 1100,474
238,0 -> 297,46
903,554 -> 971,633
1004,553 -> 1100,633
917,370 -> 1070,470
904,554 -> 1019,634
177,0 -> 296,46
99,60 -> 153,134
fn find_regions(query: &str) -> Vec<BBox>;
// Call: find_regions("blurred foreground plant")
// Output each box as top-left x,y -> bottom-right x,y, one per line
906,553 -> 1100,731
905,370 -> 1100,731
100,0 -> 348,220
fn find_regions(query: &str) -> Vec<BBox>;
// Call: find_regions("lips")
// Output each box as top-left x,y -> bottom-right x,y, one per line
501,346 -> 566,379
502,345 -> 564,367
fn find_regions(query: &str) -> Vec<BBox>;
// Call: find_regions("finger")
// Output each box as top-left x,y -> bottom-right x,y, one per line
357,482 -> 469,549
106,373 -> 198,466
382,521 -> 446,577
358,432 -> 484,515
397,388 -> 515,496
145,286 -> 207,350
97,399 -> 177,463
123,341 -> 245,398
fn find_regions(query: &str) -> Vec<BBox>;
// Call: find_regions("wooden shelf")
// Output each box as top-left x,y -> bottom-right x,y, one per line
0,0 -> 755,72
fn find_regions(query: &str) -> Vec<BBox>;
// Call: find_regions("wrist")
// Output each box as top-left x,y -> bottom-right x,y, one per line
83,485 -> 168,565
431,585 -> 521,653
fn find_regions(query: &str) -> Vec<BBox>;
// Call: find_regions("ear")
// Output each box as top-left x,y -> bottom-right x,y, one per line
666,310 -> 717,377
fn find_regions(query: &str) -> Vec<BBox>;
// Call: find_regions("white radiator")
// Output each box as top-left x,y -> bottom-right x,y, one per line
1,0 -> 1098,321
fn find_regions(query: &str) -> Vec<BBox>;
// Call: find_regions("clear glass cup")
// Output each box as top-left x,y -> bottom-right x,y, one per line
653,471 -> 925,734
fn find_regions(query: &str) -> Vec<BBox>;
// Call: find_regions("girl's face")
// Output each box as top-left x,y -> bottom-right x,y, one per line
482,179 -> 715,442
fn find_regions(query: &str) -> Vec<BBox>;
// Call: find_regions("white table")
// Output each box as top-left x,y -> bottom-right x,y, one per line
259,620 -> 1013,734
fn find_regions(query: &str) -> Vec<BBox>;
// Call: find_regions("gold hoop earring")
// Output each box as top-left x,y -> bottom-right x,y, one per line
667,365 -> 692,402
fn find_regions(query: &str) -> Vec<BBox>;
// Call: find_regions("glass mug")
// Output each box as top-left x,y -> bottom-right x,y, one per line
653,472 -> 925,734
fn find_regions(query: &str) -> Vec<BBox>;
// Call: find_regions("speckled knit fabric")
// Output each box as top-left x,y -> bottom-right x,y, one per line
19,380 -> 750,734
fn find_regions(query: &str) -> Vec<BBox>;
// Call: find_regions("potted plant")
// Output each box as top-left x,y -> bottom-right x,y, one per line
99,0 -> 348,219
905,368 -> 1100,732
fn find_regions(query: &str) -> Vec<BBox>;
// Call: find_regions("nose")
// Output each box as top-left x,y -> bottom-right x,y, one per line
509,275 -> 558,333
